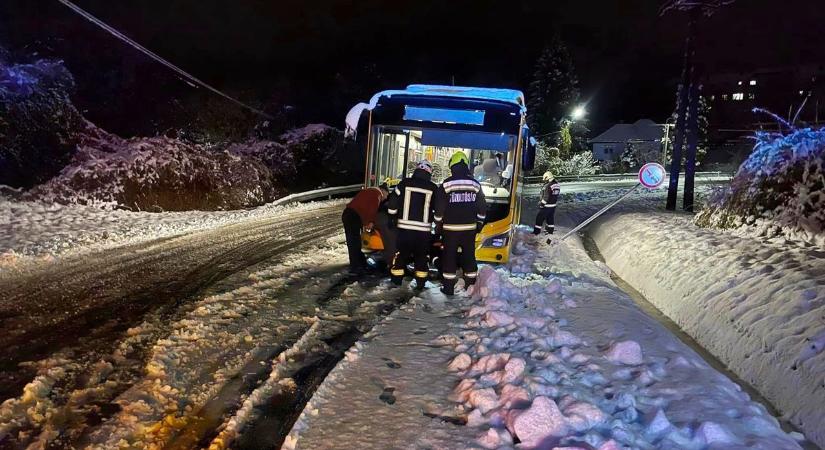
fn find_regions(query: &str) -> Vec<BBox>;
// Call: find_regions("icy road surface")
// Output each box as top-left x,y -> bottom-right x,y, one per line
0,202 -> 420,449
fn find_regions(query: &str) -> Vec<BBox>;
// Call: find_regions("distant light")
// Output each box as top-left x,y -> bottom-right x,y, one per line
800,90 -> 805,95
571,105 -> 587,120
738,81 -> 743,86
749,80 -> 757,86
732,92 -> 744,101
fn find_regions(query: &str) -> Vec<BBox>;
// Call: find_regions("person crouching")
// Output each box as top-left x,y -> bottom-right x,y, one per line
342,184 -> 389,274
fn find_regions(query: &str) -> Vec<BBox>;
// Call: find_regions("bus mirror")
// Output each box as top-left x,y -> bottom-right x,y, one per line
522,136 -> 537,172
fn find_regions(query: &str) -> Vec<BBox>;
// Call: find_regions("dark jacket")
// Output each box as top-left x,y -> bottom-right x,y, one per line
387,169 -> 438,232
540,179 -> 561,208
434,163 -> 487,232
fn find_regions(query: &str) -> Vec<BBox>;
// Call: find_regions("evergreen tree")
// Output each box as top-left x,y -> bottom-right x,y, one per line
527,36 -> 580,137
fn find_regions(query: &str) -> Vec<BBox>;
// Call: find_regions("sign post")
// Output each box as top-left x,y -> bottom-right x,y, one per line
558,163 -> 666,241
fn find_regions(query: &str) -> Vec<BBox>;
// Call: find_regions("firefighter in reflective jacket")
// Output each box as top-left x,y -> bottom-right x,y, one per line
534,171 -> 560,235
434,152 -> 487,296
387,160 -> 438,290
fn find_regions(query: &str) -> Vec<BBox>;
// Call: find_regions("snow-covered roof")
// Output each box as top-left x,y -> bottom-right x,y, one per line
589,119 -> 665,144
345,85 -> 526,138
368,85 -> 525,112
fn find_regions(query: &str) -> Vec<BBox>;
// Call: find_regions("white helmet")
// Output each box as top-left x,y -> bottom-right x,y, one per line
543,171 -> 554,182
417,159 -> 433,174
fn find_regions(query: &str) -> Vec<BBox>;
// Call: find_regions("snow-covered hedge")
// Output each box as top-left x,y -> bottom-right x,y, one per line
0,55 -> 86,188
696,127 -> 825,244
26,130 -> 280,211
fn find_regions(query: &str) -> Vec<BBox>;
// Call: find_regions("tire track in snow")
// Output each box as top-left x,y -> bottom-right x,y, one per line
0,206 -> 342,400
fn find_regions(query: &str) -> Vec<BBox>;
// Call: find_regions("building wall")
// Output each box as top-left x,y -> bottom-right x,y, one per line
592,143 -> 620,161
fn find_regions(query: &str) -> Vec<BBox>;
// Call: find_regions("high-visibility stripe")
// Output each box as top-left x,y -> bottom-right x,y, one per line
543,204 -> 556,208
415,271 -> 428,278
399,224 -> 431,232
443,223 -> 476,231
434,215 -> 443,222
443,179 -> 479,189
388,208 -> 398,214
476,214 -> 486,219
465,272 -> 478,278
442,273 -> 457,280
391,269 -> 405,276
540,200 -> 547,204
445,186 -> 480,194
398,219 -> 432,232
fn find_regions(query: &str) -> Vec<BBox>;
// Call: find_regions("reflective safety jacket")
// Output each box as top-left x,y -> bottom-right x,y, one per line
434,167 -> 487,232
387,170 -> 438,232
540,179 -> 561,209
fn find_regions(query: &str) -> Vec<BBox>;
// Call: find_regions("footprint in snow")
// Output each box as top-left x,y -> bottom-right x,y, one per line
382,357 -> 401,369
379,387 -> 397,405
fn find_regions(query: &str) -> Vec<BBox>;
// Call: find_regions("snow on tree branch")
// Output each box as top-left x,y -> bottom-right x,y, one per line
659,0 -> 736,16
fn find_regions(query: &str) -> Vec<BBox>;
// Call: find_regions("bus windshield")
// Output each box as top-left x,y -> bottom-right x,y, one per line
369,126 -> 516,223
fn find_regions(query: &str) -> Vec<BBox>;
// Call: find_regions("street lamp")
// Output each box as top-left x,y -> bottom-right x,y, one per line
571,105 -> 587,121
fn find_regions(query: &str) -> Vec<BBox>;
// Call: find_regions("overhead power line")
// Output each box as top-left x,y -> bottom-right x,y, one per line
56,0 -> 275,120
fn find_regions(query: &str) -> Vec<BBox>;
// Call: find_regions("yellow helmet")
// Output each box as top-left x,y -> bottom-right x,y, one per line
448,152 -> 470,168
543,171 -> 554,182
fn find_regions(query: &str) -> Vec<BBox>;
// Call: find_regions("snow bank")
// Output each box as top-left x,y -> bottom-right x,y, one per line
696,127 -> 825,246
584,202 -> 825,447
0,197 -> 344,265
286,227 -> 802,449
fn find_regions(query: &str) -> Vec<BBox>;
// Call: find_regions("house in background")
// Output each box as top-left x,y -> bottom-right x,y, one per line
588,119 -> 666,162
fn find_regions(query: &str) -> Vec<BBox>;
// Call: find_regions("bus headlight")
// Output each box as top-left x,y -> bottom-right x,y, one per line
482,233 -> 509,248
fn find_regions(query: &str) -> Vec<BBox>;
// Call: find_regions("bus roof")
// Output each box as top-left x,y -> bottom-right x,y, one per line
346,85 -> 526,138
369,84 -> 526,112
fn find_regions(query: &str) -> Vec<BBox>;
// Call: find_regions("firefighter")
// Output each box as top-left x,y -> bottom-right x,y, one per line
534,171 -> 561,236
387,160 -> 438,290
434,152 -> 487,296
342,184 -> 389,274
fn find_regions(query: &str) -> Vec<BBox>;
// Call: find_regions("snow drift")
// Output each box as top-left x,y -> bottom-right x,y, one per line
579,199 -> 825,448
696,127 -> 825,245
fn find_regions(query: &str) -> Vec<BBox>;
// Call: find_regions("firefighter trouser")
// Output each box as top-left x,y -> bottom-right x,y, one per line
441,230 -> 477,294
391,229 -> 430,285
534,205 -> 557,235
342,208 -> 366,270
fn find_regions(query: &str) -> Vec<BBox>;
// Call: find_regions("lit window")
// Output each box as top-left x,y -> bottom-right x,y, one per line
710,95 -> 716,101
722,94 -> 729,100
732,92 -> 744,100
749,80 -> 757,86
748,93 -> 755,100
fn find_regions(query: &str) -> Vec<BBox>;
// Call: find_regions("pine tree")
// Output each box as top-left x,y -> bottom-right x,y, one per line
527,36 -> 580,137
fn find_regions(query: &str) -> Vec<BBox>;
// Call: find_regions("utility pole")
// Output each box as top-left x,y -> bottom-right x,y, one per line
660,0 -> 734,211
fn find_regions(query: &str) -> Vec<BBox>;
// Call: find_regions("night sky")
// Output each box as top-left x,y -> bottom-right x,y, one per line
2,0 -> 824,136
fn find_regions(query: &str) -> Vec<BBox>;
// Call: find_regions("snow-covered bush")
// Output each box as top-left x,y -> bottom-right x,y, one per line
26,130 -> 280,211
695,127 -> 825,240
277,124 -> 354,189
0,55 -> 86,188
534,141 -> 599,176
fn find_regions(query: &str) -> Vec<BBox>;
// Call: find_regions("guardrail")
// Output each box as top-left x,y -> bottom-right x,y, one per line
271,183 -> 362,206
522,171 -> 733,184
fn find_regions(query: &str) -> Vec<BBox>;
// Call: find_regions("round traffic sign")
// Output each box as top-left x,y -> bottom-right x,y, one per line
639,163 -> 666,188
